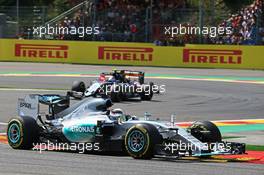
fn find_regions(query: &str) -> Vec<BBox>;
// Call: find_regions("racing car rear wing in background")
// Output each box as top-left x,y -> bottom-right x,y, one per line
102,70 -> 144,77
118,70 -> 144,77
101,70 -> 145,84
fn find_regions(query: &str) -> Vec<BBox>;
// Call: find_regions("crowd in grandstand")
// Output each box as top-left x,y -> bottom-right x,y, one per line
17,0 -> 263,45
92,0 -> 263,45
46,0 -> 188,42
211,0 -> 263,45
94,0 -> 188,42
94,0 -> 148,42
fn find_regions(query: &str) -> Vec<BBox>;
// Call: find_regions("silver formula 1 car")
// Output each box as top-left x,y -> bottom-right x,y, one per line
7,94 -> 245,159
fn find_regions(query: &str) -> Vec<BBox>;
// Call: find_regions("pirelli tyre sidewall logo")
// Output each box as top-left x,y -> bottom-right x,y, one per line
98,46 -> 153,62
183,49 -> 242,64
15,44 -> 69,59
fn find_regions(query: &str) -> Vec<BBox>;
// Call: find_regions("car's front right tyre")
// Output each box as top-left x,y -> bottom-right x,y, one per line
187,121 -> 222,143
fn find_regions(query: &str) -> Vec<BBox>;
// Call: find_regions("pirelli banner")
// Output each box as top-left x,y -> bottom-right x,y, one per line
181,44 -> 264,69
0,39 -> 263,69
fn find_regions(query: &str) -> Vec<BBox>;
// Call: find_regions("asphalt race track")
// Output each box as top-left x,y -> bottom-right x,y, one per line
0,143 -> 263,175
0,62 -> 264,175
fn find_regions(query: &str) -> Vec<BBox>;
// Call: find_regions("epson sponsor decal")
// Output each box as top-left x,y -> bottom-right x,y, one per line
19,102 -> 32,109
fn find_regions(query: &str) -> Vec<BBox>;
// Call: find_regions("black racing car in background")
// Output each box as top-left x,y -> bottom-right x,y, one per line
68,70 -> 162,102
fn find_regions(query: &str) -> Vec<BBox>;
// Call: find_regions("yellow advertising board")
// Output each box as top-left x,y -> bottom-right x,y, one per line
181,44 -> 264,69
0,39 -> 263,69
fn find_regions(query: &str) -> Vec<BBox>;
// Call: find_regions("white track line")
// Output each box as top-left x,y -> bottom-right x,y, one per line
0,74 -> 97,78
0,123 -> 7,137
1,73 -> 264,85
0,119 -> 263,126
175,118 -> 264,125
211,118 -> 264,122
149,77 -> 264,85
0,88 -> 65,92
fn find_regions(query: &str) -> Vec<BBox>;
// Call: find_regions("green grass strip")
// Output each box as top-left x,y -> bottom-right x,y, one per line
219,124 -> 264,133
246,145 -> 264,151
222,136 -> 245,140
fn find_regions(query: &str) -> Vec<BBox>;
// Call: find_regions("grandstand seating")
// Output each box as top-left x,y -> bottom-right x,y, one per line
17,0 -> 264,45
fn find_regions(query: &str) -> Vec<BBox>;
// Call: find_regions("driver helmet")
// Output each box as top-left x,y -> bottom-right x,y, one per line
99,73 -> 106,82
109,108 -> 124,121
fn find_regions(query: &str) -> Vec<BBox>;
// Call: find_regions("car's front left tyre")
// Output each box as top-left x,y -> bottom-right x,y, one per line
124,124 -> 162,159
7,116 -> 39,149
71,81 -> 86,93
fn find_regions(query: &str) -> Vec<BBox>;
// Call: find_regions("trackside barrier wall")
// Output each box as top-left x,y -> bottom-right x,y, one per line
0,39 -> 263,70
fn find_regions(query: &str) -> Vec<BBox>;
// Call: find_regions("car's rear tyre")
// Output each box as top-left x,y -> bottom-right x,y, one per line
7,116 -> 39,149
140,83 -> 154,101
110,92 -> 122,102
139,75 -> 144,84
125,124 -> 162,159
71,81 -> 86,93
188,121 -> 222,143
110,85 -> 122,102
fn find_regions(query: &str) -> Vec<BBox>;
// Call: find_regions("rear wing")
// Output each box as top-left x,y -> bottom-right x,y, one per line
102,70 -> 145,84
18,94 -> 69,119
120,70 -> 144,77
115,70 -> 144,77
18,94 -> 39,120
102,70 -> 144,76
